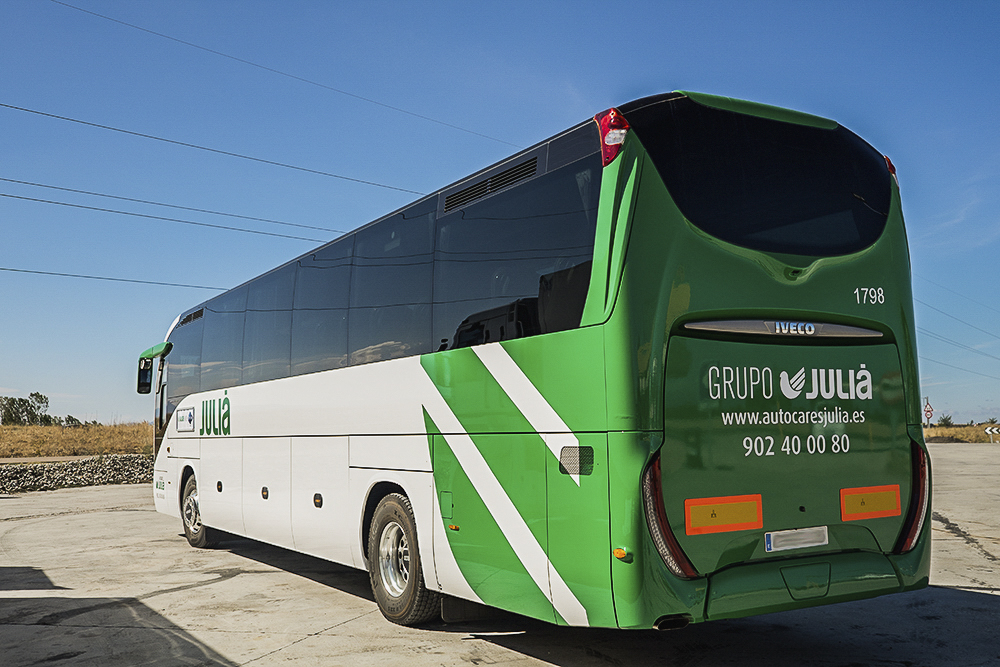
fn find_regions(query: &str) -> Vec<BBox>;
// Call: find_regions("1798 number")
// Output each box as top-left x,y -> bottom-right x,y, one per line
854,287 -> 885,304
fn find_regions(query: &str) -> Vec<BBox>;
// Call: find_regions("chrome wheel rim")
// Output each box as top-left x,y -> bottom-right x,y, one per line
378,521 -> 409,598
183,485 -> 202,535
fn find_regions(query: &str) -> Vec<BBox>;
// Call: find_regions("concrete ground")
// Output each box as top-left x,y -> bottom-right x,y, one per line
1,442 -> 997,666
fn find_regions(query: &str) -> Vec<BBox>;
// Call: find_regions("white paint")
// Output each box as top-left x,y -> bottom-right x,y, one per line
419,378 -> 589,626
199,438 -> 245,535
291,436 -> 351,566
155,351 -> 589,625
242,437 -> 293,550
473,344 -> 580,485
349,434 -> 432,472
429,478 -> 481,603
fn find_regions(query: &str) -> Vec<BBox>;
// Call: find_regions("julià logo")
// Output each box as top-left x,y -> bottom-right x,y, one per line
779,368 -> 806,398
199,391 -> 231,436
779,366 -> 873,401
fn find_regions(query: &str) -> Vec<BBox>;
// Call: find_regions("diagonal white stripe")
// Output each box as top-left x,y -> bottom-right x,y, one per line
472,343 -> 581,485
419,375 -> 589,626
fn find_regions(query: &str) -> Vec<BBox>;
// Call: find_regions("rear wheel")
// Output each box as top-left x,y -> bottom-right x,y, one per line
368,493 -> 439,625
181,475 -> 219,548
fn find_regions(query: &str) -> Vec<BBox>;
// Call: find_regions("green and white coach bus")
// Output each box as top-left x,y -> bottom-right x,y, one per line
137,91 -> 930,629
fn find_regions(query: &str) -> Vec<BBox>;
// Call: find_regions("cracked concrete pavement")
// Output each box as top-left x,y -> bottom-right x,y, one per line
1,442 -> 998,666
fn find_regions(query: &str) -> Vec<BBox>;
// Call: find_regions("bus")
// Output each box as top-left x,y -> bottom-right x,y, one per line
136,91 -> 930,630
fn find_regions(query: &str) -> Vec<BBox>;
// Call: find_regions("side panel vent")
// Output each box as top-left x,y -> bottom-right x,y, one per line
444,158 -> 537,212
177,308 -> 204,328
558,446 -> 594,476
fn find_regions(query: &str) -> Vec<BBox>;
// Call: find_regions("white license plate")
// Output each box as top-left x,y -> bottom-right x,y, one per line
765,525 -> 829,553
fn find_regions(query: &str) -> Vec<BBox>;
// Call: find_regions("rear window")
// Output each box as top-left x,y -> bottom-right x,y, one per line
622,95 -> 891,257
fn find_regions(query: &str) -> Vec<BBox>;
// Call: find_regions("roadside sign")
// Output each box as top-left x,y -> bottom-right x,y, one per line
986,426 -> 1000,443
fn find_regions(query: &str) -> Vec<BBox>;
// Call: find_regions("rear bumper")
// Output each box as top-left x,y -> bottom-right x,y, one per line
705,551 -> 900,620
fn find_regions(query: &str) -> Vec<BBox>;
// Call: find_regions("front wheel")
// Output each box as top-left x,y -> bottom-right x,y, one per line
368,493 -> 439,625
181,475 -> 219,548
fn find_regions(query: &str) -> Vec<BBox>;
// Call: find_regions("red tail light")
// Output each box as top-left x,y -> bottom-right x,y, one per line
883,155 -> 896,175
594,108 -> 630,166
884,155 -> 899,187
894,441 -> 929,554
642,454 -> 698,578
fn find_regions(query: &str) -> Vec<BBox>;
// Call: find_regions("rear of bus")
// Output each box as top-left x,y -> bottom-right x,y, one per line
599,93 -> 930,627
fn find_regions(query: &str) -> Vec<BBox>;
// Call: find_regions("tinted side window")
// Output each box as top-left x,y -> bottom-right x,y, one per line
201,286 -> 246,391
166,312 -> 203,401
349,201 -> 434,364
291,237 -> 353,375
244,264 -> 294,384
433,153 -> 600,349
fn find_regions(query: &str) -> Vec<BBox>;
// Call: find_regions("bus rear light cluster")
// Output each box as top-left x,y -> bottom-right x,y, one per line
595,108 -> 630,166
894,440 -> 929,554
884,155 -> 899,186
641,454 -> 698,579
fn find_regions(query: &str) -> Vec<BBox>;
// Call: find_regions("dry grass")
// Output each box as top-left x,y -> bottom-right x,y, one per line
923,424 -> 997,444
0,423 -> 153,458
2,421 -> 990,457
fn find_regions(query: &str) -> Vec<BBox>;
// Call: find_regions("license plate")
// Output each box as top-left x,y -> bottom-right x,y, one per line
765,525 -> 829,553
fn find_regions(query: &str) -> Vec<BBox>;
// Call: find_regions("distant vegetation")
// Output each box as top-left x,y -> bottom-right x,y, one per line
924,422 -> 999,443
0,423 -> 152,458
0,392 -> 98,428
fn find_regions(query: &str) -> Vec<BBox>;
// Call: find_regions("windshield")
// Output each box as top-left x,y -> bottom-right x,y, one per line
622,95 -> 891,257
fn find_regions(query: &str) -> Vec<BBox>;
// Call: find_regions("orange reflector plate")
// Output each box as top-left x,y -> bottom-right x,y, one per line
840,484 -> 901,521
685,494 -> 763,535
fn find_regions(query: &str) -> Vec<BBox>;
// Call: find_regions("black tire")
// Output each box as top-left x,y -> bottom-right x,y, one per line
368,493 -> 440,625
181,475 -> 219,548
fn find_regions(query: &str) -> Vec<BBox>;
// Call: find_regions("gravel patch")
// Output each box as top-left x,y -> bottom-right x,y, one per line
0,454 -> 153,494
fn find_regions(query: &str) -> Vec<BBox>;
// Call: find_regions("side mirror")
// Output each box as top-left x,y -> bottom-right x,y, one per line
136,341 -> 172,395
137,358 -> 154,394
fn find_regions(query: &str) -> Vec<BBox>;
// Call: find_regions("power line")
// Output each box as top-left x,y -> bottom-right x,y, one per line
914,273 -> 1000,317
0,266 -> 225,291
49,0 -> 521,149
0,102 -> 426,196
0,177 -> 346,235
920,356 -> 1000,383
918,327 -> 1000,364
914,298 -> 1000,342
0,192 -> 326,243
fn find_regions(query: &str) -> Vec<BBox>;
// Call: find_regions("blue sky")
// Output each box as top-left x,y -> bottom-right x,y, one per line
1,0 -> 998,424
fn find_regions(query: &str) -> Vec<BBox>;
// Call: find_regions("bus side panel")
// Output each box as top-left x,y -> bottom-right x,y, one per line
545,432 -> 615,627
291,436 -> 351,566
153,451 -> 181,519
349,434 -> 432,473
199,437 -> 244,535
347,468 -> 435,576
243,437 -> 293,550
431,431 -> 556,623
419,329 -> 607,436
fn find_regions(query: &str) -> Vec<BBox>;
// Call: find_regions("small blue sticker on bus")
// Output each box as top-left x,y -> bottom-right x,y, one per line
176,407 -> 195,433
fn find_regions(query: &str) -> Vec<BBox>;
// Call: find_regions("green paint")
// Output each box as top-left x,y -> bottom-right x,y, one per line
679,90 -> 839,130
416,94 -> 926,627
432,432 -> 556,623
138,341 -> 172,359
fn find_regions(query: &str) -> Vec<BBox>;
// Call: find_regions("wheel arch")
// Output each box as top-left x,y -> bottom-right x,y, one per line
179,463 -> 197,516
360,480 -> 407,566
